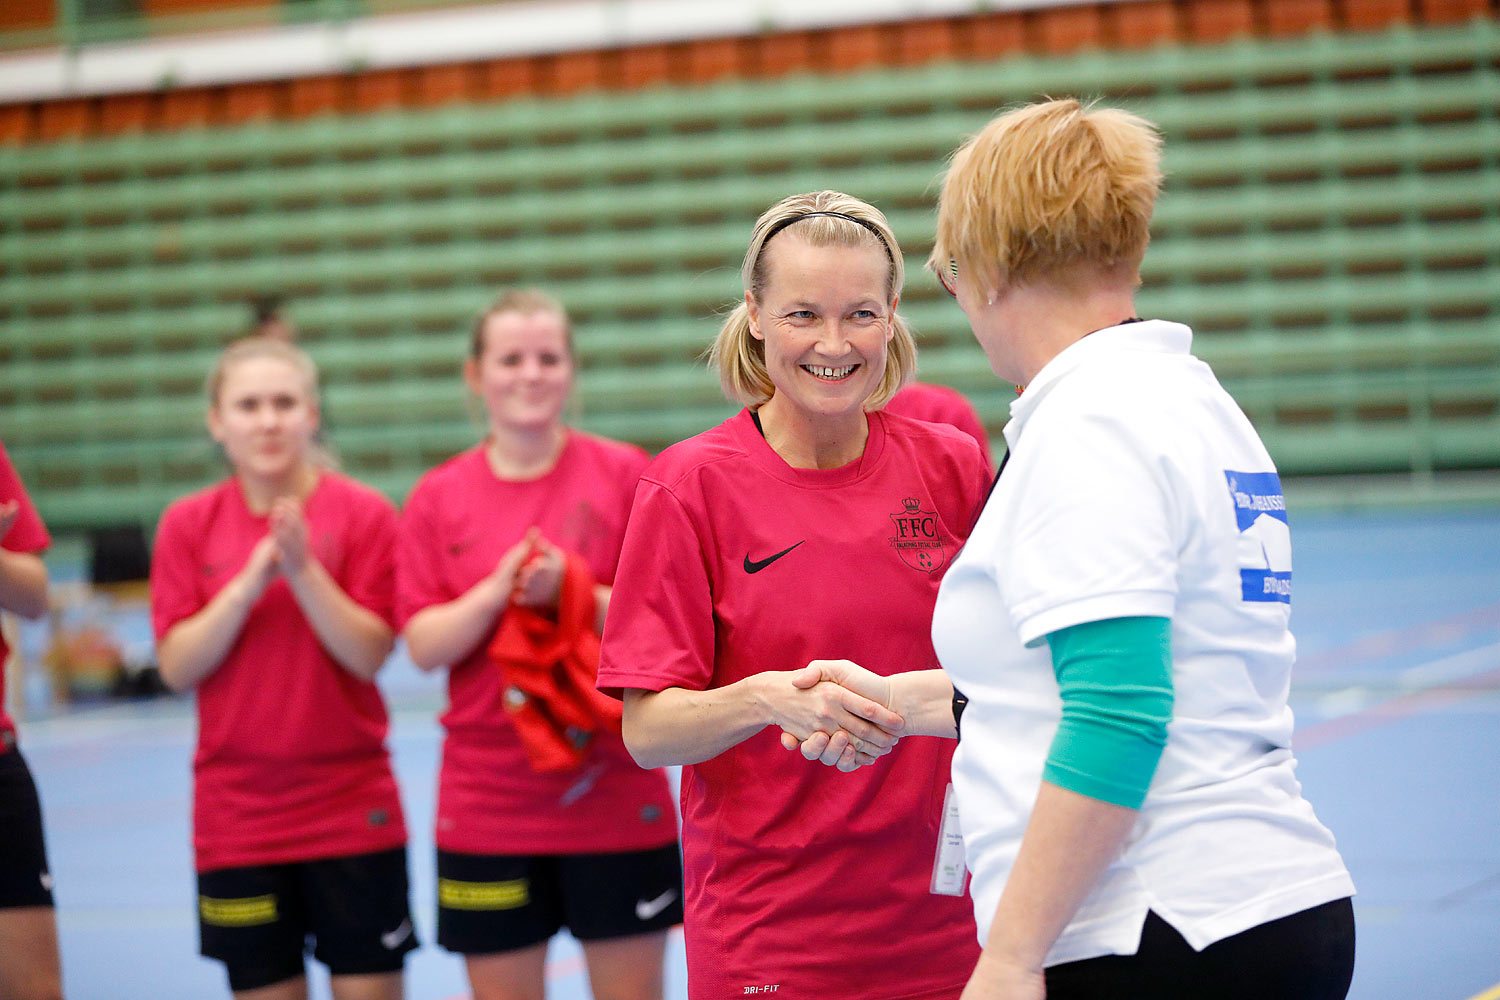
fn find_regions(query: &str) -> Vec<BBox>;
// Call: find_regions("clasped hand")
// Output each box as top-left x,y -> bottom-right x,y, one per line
242,498 -> 313,595
490,527 -> 566,610
774,659 -> 901,773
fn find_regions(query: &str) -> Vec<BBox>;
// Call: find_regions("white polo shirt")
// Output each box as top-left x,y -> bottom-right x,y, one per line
934,320 -> 1354,964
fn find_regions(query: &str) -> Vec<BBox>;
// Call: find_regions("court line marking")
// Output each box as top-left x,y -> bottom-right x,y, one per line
541,925 -> 684,981
1297,600 -> 1500,675
1297,657 -> 1500,750
1398,642 -> 1500,690
1463,981 -> 1500,1000
1433,871 -> 1500,912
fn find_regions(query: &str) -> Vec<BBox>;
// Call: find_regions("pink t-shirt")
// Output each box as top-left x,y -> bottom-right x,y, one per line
397,432 -> 677,855
1,439 -> 51,741
150,472 -> 406,872
598,409 -> 988,999
885,381 -> 993,473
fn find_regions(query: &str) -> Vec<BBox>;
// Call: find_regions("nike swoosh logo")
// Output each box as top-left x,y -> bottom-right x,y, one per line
380,918 -> 413,950
743,541 -> 804,574
635,889 -> 678,921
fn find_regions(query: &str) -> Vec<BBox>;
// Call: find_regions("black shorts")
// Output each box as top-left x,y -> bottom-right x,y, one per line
197,846 -> 418,992
1046,897 -> 1356,1000
436,843 -> 684,955
0,744 -> 55,910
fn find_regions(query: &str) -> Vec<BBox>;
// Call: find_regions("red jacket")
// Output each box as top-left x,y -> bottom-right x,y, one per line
487,553 -> 623,772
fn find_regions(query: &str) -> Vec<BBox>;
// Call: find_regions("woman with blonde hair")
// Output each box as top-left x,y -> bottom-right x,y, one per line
598,190 -> 990,997
792,99 -> 1356,1000
397,289 -> 681,1000
151,337 -> 415,999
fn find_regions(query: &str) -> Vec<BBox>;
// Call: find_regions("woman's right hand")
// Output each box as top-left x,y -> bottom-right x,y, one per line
239,535 -> 282,600
402,530 -> 540,674
778,659 -> 899,771
487,531 -> 537,602
513,532 -> 566,610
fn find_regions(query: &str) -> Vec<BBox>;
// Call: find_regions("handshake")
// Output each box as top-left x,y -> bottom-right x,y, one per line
772,660 -> 953,773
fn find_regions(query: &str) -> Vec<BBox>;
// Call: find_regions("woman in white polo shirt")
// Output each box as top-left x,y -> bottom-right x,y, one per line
786,98 -> 1356,999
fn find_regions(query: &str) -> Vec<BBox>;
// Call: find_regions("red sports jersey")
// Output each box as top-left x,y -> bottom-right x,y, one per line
396,432 -> 676,855
1,439 -> 51,741
598,409 -> 988,999
150,472 -> 406,872
885,381 -> 993,473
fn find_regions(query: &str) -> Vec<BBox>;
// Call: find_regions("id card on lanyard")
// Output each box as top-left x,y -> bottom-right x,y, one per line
930,782 -> 968,896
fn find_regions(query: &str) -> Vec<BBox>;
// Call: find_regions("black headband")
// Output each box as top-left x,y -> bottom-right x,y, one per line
760,210 -> 894,261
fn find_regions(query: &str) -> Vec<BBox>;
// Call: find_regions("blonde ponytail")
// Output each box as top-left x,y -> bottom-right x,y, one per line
869,313 -> 916,410
709,302 -> 776,407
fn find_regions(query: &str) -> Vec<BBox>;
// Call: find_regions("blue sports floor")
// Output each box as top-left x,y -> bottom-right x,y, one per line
13,505 -> 1500,1000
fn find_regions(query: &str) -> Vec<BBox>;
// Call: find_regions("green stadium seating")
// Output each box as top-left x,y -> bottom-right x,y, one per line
3,19 -> 1498,529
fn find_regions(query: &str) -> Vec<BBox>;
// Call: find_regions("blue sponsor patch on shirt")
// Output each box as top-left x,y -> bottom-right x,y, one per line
1224,470 -> 1291,604
1241,567 -> 1293,603
1225,470 -> 1289,531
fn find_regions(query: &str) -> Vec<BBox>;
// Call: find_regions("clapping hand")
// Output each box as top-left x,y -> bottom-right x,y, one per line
239,534 -> 282,600
235,499 -> 308,599
512,529 -> 566,610
269,498 -> 310,577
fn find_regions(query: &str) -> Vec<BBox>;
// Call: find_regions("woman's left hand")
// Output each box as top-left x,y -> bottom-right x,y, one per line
269,498 -> 310,577
513,535 -> 566,609
959,953 -> 1046,1000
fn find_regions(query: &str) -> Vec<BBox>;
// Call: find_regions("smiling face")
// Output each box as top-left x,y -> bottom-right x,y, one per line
208,355 -> 320,488
465,309 -> 574,436
746,235 -> 895,428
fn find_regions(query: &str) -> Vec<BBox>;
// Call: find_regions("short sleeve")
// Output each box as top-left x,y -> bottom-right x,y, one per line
596,442 -> 654,585
395,480 -> 450,630
0,441 -> 51,555
998,409 -> 1179,645
150,502 -> 204,640
340,492 -> 398,629
597,478 -> 716,697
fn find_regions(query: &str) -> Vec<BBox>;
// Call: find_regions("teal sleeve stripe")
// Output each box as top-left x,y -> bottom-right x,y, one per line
1041,616 -> 1173,810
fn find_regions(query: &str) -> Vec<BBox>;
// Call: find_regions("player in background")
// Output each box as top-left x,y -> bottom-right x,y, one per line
0,438 -> 65,1000
398,289 -> 681,1000
598,191 -> 989,999
151,338 -> 416,1000
885,380 -> 993,473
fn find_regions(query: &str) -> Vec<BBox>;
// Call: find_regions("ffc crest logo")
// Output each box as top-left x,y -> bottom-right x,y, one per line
889,497 -> 947,574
